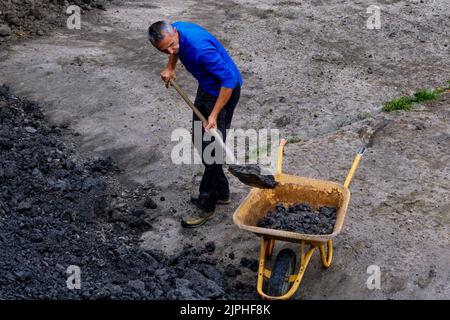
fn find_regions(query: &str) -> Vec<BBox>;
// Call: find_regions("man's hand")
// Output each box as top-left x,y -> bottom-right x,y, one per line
160,68 -> 176,88
204,114 -> 217,131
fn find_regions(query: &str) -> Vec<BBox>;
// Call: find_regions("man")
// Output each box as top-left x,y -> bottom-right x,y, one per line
148,21 -> 242,228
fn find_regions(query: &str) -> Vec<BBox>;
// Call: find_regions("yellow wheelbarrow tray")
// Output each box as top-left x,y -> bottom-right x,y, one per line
232,140 -> 365,300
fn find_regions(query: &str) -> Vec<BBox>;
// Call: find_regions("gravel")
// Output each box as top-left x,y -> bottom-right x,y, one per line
0,85 -> 256,300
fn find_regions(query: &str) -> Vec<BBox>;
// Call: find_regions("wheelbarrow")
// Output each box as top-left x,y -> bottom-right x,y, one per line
233,139 -> 365,300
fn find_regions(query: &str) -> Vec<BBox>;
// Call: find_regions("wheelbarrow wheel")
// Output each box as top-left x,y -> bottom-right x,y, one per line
268,248 -> 296,296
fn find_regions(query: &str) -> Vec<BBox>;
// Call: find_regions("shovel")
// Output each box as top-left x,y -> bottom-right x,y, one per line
169,79 -> 277,189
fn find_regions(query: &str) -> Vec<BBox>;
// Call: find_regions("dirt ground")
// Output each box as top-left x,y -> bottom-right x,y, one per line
0,0 -> 449,299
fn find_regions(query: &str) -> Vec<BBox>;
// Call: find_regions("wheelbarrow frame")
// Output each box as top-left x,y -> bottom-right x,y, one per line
232,140 -> 365,300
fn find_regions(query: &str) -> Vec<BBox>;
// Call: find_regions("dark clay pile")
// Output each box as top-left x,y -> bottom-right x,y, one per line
0,85 -> 256,300
258,203 -> 337,235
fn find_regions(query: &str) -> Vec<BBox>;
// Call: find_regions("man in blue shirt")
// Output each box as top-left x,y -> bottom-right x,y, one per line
148,21 -> 242,228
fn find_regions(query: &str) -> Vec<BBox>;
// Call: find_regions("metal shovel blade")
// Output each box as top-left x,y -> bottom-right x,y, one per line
228,164 -> 278,189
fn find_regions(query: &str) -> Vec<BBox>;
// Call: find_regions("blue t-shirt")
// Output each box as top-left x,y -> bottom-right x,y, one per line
172,21 -> 243,96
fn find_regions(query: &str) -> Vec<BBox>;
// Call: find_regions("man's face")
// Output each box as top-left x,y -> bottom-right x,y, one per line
155,29 -> 179,55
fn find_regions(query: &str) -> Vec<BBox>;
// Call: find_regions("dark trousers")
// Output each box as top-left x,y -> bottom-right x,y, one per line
192,85 -> 241,211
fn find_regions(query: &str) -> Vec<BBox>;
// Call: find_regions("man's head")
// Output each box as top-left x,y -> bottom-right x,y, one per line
148,21 -> 179,55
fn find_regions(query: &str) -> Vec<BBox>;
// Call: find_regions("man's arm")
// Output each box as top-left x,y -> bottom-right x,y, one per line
161,54 -> 178,88
199,49 -> 238,130
167,54 -> 178,70
205,87 -> 233,131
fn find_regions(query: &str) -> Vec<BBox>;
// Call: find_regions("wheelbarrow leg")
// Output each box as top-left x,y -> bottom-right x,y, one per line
266,239 -> 275,258
319,240 -> 333,268
257,237 -> 269,297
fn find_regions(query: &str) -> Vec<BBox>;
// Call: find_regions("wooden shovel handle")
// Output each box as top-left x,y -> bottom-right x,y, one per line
169,79 -> 207,123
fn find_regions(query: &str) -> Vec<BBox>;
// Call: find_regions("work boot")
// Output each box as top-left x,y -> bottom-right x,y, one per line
190,193 -> 230,206
181,207 -> 215,228
216,194 -> 231,204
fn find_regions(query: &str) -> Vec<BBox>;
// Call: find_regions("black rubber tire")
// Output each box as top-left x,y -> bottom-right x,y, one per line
267,248 -> 296,296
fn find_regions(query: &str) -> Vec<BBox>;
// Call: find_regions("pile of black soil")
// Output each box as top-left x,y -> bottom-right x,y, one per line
0,85 -> 255,299
257,203 -> 337,235
0,0 -> 115,44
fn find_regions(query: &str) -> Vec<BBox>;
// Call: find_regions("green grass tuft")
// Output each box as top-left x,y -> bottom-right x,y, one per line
382,96 -> 413,112
286,135 -> 302,144
413,89 -> 437,103
382,82 -> 449,113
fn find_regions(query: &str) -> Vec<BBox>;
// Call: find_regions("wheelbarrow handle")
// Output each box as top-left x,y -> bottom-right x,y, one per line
277,138 -> 286,175
343,146 -> 366,188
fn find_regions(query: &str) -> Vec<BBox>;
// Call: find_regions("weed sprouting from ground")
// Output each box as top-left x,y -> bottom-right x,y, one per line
413,89 -> 437,103
382,96 -> 414,112
286,135 -> 302,144
382,82 -> 449,112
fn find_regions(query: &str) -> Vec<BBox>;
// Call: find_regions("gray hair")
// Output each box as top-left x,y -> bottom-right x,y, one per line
148,21 -> 174,45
